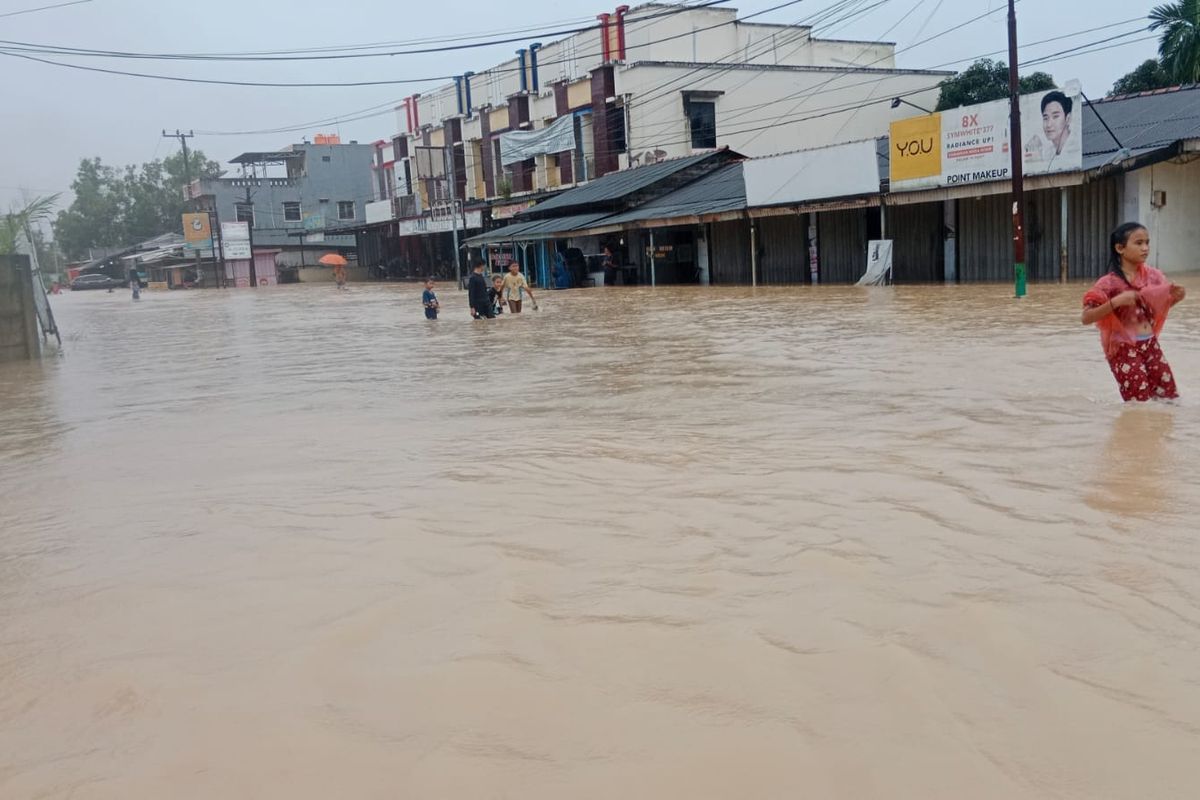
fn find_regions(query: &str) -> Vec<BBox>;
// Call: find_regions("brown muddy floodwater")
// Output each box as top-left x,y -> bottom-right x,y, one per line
2,279 -> 1200,799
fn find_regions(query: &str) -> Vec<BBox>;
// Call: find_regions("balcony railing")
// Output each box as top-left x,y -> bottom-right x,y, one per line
224,178 -> 294,188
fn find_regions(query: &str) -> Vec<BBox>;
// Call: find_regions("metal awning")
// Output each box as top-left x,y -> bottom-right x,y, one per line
515,149 -> 736,219
578,163 -> 746,234
464,213 -> 613,245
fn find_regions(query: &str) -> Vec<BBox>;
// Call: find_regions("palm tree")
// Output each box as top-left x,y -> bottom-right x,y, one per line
1150,0 -> 1200,85
1,195 -> 59,256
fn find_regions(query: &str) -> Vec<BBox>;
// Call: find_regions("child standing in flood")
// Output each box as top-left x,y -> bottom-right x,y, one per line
421,278 -> 439,320
1082,222 -> 1187,402
502,261 -> 538,313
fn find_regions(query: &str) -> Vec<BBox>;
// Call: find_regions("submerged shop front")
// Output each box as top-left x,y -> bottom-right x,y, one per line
469,150 -> 743,287
740,139 -> 888,285
561,161 -> 749,286
353,209 -> 484,281
886,85 -> 1120,284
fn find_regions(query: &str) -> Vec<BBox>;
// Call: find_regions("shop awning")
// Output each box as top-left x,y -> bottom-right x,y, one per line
463,212 -> 613,245
568,162 -> 747,235
516,149 -> 737,219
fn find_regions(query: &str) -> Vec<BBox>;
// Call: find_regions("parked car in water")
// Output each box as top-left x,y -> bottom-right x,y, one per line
70,274 -> 122,290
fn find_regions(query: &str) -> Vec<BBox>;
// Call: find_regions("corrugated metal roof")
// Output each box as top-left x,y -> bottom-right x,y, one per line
464,212 -> 612,245
516,150 -> 725,217
1083,84 -> 1200,156
230,151 -> 304,164
596,163 -> 745,227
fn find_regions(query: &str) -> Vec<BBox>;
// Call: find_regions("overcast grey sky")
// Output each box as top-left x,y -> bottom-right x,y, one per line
0,0 -> 1159,210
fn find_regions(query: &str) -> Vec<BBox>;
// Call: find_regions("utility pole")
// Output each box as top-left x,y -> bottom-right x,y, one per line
162,129 -> 196,198
209,206 -> 226,288
444,144 -> 462,289
1006,0 -> 1027,298
244,185 -> 258,287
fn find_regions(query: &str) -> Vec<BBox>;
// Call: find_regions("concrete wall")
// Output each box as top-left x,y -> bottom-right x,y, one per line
404,57 -> 942,206
416,5 -> 890,129
396,3 -> 910,203
0,255 -> 40,362
1126,157 -> 1200,275
199,143 -> 375,248
620,63 -> 945,162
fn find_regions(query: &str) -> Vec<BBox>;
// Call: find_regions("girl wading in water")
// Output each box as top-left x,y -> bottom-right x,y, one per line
1082,223 -> 1187,402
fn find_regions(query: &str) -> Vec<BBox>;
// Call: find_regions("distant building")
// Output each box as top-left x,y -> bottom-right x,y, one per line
190,139 -> 375,276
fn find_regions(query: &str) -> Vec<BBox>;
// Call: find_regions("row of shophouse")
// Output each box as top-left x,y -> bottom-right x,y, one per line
338,2 -> 1200,285
449,84 -> 1200,288
114,2 -> 1197,289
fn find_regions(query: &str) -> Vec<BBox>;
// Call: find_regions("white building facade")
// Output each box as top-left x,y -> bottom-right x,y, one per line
364,2 -> 948,224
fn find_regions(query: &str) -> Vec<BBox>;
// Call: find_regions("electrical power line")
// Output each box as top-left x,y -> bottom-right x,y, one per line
825,0 -> 937,145
0,0 -> 791,88
588,28 -> 1158,157
0,1 -> 732,62
621,0 -> 898,141
1021,30 -> 1154,69
0,0 -> 91,19
188,0 -> 752,136
628,0 -> 926,142
710,15 -> 1147,122
627,0 -> 885,114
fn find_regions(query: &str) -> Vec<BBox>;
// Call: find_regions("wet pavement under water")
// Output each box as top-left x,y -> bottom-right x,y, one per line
2,279 -> 1199,799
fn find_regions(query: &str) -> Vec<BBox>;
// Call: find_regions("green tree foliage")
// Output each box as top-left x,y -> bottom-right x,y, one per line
1111,59 -> 1175,95
52,150 -> 222,260
1,195 -> 60,256
935,59 -> 1057,111
1151,1 -> 1200,85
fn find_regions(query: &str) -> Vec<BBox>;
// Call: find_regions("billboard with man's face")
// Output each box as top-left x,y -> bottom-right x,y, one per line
889,86 -> 1082,191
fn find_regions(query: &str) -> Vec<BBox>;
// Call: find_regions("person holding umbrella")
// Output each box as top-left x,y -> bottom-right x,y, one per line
319,253 -> 348,289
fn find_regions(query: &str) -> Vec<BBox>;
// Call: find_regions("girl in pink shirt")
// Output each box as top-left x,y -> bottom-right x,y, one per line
1082,222 -> 1186,402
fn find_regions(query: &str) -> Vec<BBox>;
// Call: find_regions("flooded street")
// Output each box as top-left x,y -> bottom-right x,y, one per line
3,279 -> 1200,799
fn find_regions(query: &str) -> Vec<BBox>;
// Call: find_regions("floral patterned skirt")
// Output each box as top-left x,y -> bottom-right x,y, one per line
1107,337 -> 1179,402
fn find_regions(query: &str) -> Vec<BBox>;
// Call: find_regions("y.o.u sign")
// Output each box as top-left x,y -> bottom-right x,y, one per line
889,113 -> 942,184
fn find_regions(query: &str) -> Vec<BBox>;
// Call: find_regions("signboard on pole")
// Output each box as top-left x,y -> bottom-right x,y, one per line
889,86 -> 1082,191
220,221 -> 251,260
182,212 -> 212,250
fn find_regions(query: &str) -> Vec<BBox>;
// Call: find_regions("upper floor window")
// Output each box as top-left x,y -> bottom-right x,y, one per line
685,99 -> 717,150
337,201 -> 356,221
283,201 -> 301,222
235,203 -> 254,226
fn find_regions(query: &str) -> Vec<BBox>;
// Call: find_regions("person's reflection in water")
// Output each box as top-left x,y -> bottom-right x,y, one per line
1085,406 -> 1175,518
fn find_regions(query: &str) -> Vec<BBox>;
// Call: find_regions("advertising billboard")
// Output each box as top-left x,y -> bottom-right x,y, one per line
182,212 -> 212,250
890,86 -> 1082,191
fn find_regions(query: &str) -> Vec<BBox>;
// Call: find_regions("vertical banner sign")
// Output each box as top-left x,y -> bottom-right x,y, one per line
182,212 -> 212,250
858,240 -> 894,286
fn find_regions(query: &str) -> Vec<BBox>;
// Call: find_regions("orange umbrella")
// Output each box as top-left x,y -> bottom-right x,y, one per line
319,254 -> 347,267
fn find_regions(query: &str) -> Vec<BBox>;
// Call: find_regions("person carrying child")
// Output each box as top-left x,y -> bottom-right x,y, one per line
489,274 -> 506,317
1082,222 -> 1187,402
467,261 -> 495,319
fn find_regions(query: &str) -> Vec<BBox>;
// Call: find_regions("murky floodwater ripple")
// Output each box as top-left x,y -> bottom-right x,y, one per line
2,280 -> 1199,799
